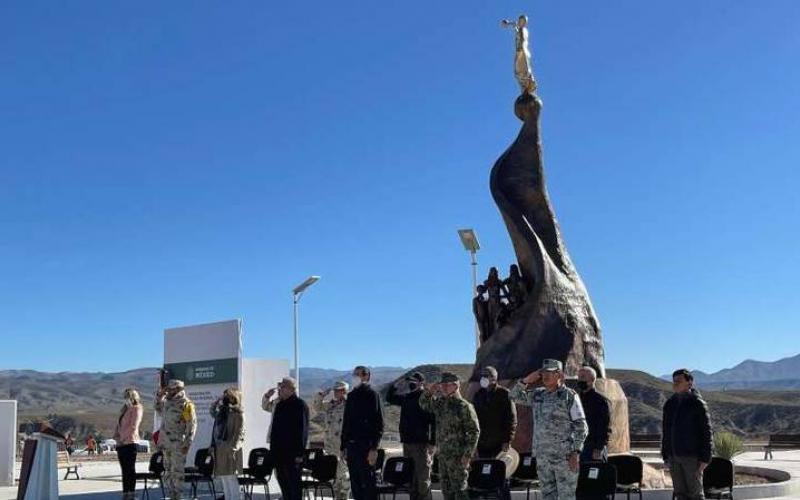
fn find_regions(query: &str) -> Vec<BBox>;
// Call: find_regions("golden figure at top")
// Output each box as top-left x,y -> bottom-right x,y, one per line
501,15 -> 537,95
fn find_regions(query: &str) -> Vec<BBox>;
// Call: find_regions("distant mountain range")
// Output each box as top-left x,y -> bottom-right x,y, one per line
662,353 -> 800,390
4,354 -> 799,442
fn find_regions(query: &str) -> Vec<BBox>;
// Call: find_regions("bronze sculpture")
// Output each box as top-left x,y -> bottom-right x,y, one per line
472,15 -> 606,380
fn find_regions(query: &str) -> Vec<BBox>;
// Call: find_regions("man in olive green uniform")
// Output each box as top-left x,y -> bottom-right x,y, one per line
312,381 -> 350,500
510,359 -> 588,500
419,372 -> 480,500
155,379 -> 197,500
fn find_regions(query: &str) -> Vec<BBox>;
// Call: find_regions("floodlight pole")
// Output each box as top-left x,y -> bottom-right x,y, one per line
470,249 -> 479,350
292,276 -> 320,392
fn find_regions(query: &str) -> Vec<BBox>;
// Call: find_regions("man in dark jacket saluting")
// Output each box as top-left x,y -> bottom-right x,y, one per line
262,377 -> 309,500
342,365 -> 384,500
386,371 -> 436,500
661,368 -> 713,500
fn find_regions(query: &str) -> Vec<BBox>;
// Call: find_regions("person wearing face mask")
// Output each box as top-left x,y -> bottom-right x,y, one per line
511,360 -> 587,500
473,366 -> 517,458
155,379 -> 197,500
386,372 -> 436,500
114,388 -> 143,500
262,377 -> 309,500
341,366 -> 384,500
418,372 -> 479,500
210,388 -> 245,500
472,366 -> 516,500
312,381 -> 351,500
576,366 -> 610,463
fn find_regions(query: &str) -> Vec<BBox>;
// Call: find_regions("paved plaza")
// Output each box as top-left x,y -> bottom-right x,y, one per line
2,450 -> 800,499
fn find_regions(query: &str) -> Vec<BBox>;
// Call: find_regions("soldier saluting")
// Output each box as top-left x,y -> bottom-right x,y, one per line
510,360 -> 587,500
418,372 -> 480,500
155,379 -> 197,500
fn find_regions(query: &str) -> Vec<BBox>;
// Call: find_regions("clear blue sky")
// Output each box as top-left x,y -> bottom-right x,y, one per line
1,1 -> 798,376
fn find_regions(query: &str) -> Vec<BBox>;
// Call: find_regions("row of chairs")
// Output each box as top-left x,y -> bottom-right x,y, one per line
133,447 -> 734,500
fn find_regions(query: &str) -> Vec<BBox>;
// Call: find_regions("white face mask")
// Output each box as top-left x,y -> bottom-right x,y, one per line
479,377 -> 490,389
351,376 -> 362,388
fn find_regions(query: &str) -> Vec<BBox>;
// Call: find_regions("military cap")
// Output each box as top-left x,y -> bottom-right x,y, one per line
440,372 -> 460,384
333,380 -> 349,391
542,359 -> 563,371
481,366 -> 498,379
406,371 -> 425,383
167,379 -> 185,390
279,376 -> 298,389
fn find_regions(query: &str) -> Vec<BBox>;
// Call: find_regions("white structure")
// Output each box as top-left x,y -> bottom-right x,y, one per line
162,319 -> 288,466
22,432 -> 59,499
0,400 -> 16,487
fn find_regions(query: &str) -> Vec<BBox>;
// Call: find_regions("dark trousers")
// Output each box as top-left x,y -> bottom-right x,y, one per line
346,441 -> 377,500
403,443 -> 433,500
116,443 -> 138,492
477,446 -> 510,500
275,454 -> 303,500
670,456 -> 705,500
580,445 -> 608,463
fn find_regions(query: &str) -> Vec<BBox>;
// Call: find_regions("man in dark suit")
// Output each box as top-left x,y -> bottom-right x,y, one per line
341,366 -> 384,500
262,377 -> 309,500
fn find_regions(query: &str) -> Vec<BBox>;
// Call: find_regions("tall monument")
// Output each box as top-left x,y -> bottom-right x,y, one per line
471,15 -> 605,381
470,16 -> 629,453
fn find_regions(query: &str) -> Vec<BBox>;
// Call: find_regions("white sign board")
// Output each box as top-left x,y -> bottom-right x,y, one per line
0,401 -> 16,487
164,319 -> 242,466
242,359 -> 289,459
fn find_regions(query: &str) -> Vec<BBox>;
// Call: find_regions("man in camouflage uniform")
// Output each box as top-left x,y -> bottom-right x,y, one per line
155,379 -> 197,500
312,381 -> 350,500
510,359 -> 588,500
418,372 -> 480,500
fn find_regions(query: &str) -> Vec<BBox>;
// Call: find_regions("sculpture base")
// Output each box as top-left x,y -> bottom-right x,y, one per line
466,378 -> 629,454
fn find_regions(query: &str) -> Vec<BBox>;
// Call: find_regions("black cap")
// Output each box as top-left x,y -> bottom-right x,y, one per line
440,372 -> 460,384
406,371 -> 425,383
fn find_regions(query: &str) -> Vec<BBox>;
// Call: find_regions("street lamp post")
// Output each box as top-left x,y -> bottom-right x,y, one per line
292,275 -> 320,392
457,229 -> 481,350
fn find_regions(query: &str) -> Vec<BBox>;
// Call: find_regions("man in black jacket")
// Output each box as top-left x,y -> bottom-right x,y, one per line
661,368 -> 713,500
262,377 -> 309,500
472,366 -> 517,458
577,366 -> 611,462
342,366 -> 384,500
386,371 -> 436,500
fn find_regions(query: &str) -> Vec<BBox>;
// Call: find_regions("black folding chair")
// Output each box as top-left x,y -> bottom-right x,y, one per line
133,451 -> 165,500
186,447 -> 216,499
576,462 -> 616,500
377,456 -> 414,500
239,447 -> 274,500
510,453 -> 539,500
299,454 -> 339,500
374,448 -> 387,482
608,455 -> 643,500
468,459 -> 507,500
302,448 -> 325,480
703,457 -> 734,499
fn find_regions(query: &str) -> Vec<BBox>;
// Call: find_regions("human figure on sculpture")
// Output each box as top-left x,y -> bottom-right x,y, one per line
473,285 -> 491,343
510,360 -> 587,500
661,369 -> 713,500
484,267 -> 504,334
576,366 -> 610,463
503,264 -> 527,312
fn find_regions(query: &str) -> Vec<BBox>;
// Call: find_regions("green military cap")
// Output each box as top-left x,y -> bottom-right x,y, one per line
541,359 -> 563,371
440,372 -> 460,384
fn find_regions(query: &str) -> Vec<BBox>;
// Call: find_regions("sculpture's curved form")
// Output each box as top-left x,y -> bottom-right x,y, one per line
471,19 -> 605,380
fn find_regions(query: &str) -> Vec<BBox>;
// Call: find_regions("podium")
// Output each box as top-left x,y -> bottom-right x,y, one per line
17,432 -> 60,500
